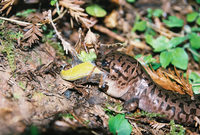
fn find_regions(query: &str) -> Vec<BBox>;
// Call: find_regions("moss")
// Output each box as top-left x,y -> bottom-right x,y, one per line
42,30 -> 65,58
1,40 -> 16,71
0,24 -> 23,71
130,110 -> 166,118
168,120 -> 185,135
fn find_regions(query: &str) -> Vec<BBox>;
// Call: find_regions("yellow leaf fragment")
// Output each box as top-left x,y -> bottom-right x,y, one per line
61,62 -> 102,81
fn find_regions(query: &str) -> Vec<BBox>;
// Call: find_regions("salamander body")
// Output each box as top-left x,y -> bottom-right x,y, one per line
95,51 -> 200,125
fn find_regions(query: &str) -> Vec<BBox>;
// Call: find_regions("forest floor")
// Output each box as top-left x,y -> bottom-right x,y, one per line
0,0 -> 200,135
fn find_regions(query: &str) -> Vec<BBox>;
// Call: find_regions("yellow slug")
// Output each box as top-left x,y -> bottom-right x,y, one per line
60,62 -> 103,81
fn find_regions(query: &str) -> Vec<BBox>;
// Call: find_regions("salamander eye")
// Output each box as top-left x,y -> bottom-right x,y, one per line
100,83 -> 108,92
102,59 -> 108,67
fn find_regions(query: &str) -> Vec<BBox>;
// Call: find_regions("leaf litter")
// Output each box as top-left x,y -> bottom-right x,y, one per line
0,0 -> 200,135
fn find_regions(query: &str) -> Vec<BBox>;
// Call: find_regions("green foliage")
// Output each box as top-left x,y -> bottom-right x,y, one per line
42,30 -> 65,58
2,41 -> 16,71
108,114 -> 132,135
0,19 -> 4,24
147,8 -> 163,18
13,92 -> 21,99
126,0 -> 135,3
168,36 -> 188,48
196,0 -> 200,4
16,9 -> 36,17
163,16 -> 184,28
131,110 -> 165,118
159,48 -> 188,70
145,34 -> 188,69
77,50 -> 97,62
50,42 -> 64,57
86,4 -> 107,17
147,8 -> 153,18
168,120 -> 185,135
191,27 -> 200,32
188,47 -> 200,62
0,29 -> 23,71
151,63 -> 162,70
132,14 -> 147,32
171,48 -> 188,70
132,20 -> 147,32
143,54 -> 156,63
186,12 -> 200,25
136,7 -> 200,70
135,54 -> 161,70
145,27 -> 156,36
153,9 -> 163,17
160,51 -> 172,68
59,113 -> 75,119
50,0 -> 57,6
50,0 -> 60,15
188,72 -> 200,94
196,17 -> 200,25
146,35 -> 187,52
23,125 -> 40,135
189,33 -> 200,49
104,103 -> 123,115
30,125 -> 40,135
18,81 -> 26,90
149,36 -> 170,52
186,12 -> 198,22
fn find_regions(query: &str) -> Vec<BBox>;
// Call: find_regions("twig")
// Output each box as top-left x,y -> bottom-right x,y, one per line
132,122 -> 143,135
93,24 -> 126,42
146,21 -> 183,38
52,9 -> 68,22
69,110 -> 86,126
48,10 -> 77,55
0,9 -> 67,26
94,25 -> 151,50
0,16 -> 31,26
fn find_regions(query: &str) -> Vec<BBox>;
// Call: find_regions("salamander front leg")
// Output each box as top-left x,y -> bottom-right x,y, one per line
98,74 -> 109,91
123,98 -> 139,112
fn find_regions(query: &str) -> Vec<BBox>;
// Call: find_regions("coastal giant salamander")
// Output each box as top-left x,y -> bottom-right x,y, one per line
95,51 -> 200,125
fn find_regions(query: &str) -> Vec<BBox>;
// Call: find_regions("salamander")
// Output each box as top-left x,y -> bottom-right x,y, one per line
95,51 -> 200,125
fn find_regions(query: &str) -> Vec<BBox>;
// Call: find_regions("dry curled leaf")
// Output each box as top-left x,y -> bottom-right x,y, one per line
150,121 -> 167,130
84,29 -> 98,47
144,66 -> 193,97
48,10 -> 76,55
26,12 -> 47,24
0,0 -> 16,15
20,12 -> 49,47
59,0 -> 96,28
104,10 -> 118,28
22,24 -> 43,46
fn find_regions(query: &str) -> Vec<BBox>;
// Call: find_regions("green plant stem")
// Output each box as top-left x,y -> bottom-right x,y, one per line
186,46 -> 200,58
192,83 -> 200,86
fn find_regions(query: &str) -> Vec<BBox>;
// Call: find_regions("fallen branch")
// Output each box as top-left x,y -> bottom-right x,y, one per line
47,10 -> 77,56
93,24 -> 126,42
93,25 -> 151,50
0,16 -> 31,26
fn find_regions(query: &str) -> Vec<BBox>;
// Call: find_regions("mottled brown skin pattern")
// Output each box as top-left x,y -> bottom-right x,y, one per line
96,52 -> 200,125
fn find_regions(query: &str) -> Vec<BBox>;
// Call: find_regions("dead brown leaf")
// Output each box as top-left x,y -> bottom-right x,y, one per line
0,0 -> 15,15
104,10 -> 118,29
144,66 -> 193,97
59,0 -> 96,28
22,24 -> 43,46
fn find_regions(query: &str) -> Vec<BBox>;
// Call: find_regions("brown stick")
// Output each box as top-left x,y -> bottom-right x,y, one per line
93,25 -> 126,42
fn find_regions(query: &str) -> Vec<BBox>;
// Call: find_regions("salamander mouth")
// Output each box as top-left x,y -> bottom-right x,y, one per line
99,83 -> 109,92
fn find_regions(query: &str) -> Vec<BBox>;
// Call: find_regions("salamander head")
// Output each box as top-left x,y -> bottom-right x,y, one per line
95,52 -> 139,98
